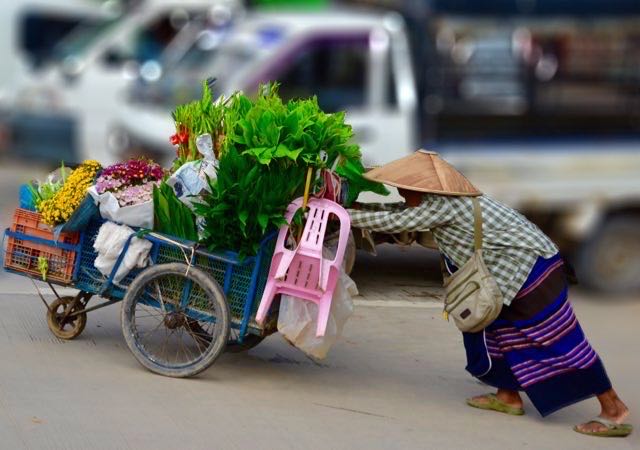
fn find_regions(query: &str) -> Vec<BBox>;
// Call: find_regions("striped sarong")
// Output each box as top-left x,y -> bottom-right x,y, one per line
461,253 -> 612,416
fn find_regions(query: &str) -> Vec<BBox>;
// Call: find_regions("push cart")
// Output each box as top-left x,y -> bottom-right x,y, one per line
3,209 -> 276,378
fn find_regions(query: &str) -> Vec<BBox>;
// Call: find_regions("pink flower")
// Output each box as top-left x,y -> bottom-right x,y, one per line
95,158 -> 165,198
115,180 -> 157,207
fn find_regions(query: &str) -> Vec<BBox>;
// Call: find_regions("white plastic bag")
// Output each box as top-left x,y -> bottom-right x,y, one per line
88,186 -> 154,229
93,222 -> 152,283
166,133 -> 218,210
277,269 -> 357,360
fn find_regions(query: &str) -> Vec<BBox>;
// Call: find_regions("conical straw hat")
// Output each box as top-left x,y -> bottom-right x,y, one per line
364,150 -> 481,196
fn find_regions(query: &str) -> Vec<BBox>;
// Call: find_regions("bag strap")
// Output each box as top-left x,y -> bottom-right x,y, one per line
439,255 -> 450,283
471,197 -> 483,251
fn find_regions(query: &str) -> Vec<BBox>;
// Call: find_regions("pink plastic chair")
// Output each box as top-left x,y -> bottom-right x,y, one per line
255,197 -> 352,337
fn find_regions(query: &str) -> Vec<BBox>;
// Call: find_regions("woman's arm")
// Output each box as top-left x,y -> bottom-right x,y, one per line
352,202 -> 405,212
348,196 -> 454,233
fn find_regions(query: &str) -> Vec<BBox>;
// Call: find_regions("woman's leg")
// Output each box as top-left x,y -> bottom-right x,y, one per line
575,389 -> 630,433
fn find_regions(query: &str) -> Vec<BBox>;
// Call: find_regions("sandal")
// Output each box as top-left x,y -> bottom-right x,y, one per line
466,393 -> 525,416
574,417 -> 633,438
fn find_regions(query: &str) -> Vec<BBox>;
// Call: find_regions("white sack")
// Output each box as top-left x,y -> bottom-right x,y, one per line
93,222 -> 152,283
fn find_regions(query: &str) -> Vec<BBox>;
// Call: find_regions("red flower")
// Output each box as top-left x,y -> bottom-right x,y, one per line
170,129 -> 189,146
178,132 -> 189,144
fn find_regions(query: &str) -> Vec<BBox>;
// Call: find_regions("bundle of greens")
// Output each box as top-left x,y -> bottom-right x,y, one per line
170,79 -> 227,169
153,182 -> 198,241
194,148 -> 301,258
181,82 -> 389,257
221,83 -> 388,203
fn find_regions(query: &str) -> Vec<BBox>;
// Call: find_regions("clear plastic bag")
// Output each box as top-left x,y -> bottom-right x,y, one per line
277,268 -> 357,360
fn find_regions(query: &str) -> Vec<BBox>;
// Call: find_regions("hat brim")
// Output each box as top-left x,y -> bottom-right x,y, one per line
362,174 -> 482,196
363,149 -> 482,197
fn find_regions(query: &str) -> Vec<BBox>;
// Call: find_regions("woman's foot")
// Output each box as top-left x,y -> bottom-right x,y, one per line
467,389 -> 525,415
575,389 -> 632,437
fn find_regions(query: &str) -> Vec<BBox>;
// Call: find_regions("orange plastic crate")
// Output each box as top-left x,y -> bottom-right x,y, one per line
4,208 -> 80,284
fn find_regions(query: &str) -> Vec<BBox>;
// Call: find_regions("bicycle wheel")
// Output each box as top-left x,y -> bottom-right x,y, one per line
121,263 -> 230,378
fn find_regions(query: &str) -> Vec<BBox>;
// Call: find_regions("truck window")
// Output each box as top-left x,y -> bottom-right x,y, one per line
276,35 -> 368,112
101,10 -> 198,67
18,12 -> 85,67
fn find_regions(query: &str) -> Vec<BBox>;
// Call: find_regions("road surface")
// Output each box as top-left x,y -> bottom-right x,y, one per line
0,159 -> 637,449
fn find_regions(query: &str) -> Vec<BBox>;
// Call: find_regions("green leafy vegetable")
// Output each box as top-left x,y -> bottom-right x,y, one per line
171,80 -> 227,169
222,83 -> 363,170
336,159 -> 390,206
29,162 -> 71,210
194,148 -> 303,259
153,182 -> 198,241
177,82 -> 389,256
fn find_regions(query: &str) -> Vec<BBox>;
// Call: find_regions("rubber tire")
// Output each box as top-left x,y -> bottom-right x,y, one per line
46,296 -> 87,340
121,263 -> 230,378
574,215 -> 640,293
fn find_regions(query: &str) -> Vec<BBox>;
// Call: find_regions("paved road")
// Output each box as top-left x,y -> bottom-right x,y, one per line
0,246 -> 637,450
0,160 -> 637,449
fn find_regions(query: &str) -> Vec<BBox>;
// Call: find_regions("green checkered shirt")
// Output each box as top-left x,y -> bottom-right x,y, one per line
349,194 -> 559,305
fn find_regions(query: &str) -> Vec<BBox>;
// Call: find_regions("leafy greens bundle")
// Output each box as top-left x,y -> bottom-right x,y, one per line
173,82 -> 388,257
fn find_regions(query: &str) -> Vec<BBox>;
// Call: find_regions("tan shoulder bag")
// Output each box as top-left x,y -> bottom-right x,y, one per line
442,197 -> 504,333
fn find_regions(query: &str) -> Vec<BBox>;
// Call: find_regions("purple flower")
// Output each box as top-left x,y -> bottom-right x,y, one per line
98,158 -> 165,189
94,158 -> 165,200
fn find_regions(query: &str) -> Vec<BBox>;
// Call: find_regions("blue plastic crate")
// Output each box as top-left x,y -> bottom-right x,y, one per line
75,219 -> 275,328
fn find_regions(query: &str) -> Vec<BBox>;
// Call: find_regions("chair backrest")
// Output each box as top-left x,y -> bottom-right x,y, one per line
273,197 -> 351,291
299,200 -> 331,256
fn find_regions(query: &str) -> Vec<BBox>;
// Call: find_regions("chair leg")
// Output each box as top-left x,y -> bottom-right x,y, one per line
256,281 -> 277,325
315,292 -> 333,337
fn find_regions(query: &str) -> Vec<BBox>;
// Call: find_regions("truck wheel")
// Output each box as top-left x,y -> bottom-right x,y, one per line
574,215 -> 640,293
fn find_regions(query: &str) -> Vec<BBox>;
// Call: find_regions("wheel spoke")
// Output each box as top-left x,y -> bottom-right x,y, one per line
181,328 -> 197,362
122,264 -> 230,376
154,280 -> 167,312
135,319 -> 165,338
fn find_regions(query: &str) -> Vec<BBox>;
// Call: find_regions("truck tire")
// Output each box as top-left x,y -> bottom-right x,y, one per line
574,215 -> 640,294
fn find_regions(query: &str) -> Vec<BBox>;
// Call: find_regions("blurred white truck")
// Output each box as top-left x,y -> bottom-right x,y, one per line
114,9 -> 640,293
0,0 -> 241,164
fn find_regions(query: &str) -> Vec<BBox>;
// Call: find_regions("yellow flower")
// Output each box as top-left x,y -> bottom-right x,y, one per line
39,160 -> 102,225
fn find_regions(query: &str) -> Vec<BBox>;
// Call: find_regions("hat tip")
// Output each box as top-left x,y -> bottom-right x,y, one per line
417,149 -> 438,155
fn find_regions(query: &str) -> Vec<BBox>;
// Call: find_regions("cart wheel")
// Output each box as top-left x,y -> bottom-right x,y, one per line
121,263 -> 230,378
46,296 -> 87,340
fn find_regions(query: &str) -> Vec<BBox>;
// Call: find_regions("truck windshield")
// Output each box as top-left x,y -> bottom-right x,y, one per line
52,18 -> 120,62
130,35 -> 262,107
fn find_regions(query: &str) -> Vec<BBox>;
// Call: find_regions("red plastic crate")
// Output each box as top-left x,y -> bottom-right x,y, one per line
4,208 -> 80,284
